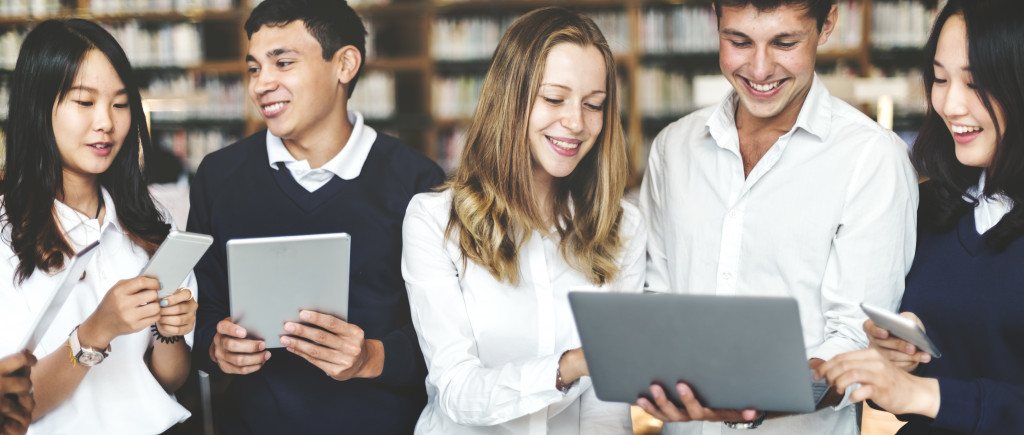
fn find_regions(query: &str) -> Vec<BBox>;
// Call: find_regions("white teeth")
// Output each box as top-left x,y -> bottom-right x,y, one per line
549,137 -> 579,150
89,144 -> 110,149
951,125 -> 981,134
748,80 -> 781,92
264,102 -> 285,112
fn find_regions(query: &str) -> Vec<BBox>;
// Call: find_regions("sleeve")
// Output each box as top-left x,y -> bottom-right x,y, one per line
809,134 -> 919,363
616,203 -> 648,295
186,161 -> 228,374
638,131 -> 671,294
930,377 -> 1024,434
401,194 -> 579,426
373,163 -> 445,386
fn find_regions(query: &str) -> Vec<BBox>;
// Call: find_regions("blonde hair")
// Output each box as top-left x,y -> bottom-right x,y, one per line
445,7 -> 628,286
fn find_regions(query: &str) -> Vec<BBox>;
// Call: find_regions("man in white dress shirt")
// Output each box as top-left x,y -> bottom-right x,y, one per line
637,0 -> 919,433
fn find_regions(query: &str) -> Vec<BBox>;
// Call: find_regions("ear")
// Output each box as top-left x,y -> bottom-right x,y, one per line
334,45 -> 362,90
817,5 -> 838,46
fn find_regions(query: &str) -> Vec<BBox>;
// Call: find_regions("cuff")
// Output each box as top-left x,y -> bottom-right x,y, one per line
520,352 -> 569,406
809,338 -> 863,364
931,377 -> 981,433
376,332 -> 424,386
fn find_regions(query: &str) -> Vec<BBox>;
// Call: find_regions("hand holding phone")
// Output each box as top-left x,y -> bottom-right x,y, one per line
860,303 -> 941,358
139,231 -> 213,298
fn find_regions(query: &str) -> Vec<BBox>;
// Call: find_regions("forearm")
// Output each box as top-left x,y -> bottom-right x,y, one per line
29,345 -> 90,421
149,340 -> 191,393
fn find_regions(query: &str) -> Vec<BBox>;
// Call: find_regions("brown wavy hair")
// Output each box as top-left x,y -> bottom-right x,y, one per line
445,7 -> 628,286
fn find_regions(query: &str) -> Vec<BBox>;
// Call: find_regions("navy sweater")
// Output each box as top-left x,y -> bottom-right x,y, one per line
187,131 -> 444,434
896,187 -> 1024,434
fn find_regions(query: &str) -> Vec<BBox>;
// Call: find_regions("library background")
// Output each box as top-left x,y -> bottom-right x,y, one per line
0,0 -> 937,433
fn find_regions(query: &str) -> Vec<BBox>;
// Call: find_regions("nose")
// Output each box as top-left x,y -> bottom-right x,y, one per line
251,69 -> 277,96
941,81 -> 970,119
560,102 -> 584,133
749,46 -> 773,81
93,105 -> 113,133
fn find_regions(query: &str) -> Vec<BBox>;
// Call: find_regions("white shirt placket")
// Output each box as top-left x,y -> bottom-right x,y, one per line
528,234 -> 555,434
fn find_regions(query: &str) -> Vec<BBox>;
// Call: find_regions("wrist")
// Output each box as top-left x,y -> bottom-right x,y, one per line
909,376 -> 941,418
355,339 -> 384,379
77,316 -> 113,349
556,349 -> 583,392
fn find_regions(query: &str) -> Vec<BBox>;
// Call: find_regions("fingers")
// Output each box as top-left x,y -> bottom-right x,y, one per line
0,377 -> 30,396
157,314 -> 195,336
675,383 -> 748,422
282,322 -> 347,350
159,288 -> 194,308
0,395 -> 30,432
636,384 -> 689,422
0,354 -> 31,376
212,318 -> 269,374
282,340 -> 353,380
298,310 -> 353,336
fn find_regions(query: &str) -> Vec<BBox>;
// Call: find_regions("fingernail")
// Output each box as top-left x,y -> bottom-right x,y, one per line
236,328 -> 245,337
280,337 -> 291,346
678,384 -> 690,396
300,311 -> 311,321
651,388 -> 661,399
284,323 -> 295,333
921,354 -> 931,363
265,352 -> 271,361
159,299 -> 169,307
258,342 -> 266,351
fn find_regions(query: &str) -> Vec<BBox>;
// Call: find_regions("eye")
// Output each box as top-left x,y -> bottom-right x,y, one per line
774,41 -> 797,49
729,40 -> 751,48
114,103 -> 129,109
247,65 -> 260,75
932,77 -> 948,85
74,100 -> 94,107
543,97 -> 563,105
277,60 -> 293,68
584,103 -> 604,111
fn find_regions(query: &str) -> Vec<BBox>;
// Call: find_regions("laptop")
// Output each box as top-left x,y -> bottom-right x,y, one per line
227,233 -> 350,346
569,292 -> 828,413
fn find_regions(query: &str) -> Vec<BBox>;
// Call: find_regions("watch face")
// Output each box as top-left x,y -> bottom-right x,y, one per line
77,350 -> 104,366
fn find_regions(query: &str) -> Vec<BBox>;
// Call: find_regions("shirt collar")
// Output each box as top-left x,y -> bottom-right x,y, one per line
266,110 -> 378,180
53,186 -> 121,236
706,74 -> 832,145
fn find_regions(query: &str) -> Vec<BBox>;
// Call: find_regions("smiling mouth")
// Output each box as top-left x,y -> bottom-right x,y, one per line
951,124 -> 982,134
548,136 -> 580,151
263,102 -> 287,113
88,143 -> 112,150
744,78 -> 786,92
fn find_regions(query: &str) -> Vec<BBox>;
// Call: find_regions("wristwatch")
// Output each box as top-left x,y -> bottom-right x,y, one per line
724,412 -> 765,430
69,325 -> 109,367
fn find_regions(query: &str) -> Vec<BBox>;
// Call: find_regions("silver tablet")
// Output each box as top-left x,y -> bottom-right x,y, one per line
227,233 -> 350,346
569,292 -> 826,413
139,230 -> 213,298
18,241 -> 100,352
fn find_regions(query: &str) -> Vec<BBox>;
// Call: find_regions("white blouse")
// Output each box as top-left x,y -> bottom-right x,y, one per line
0,188 -> 193,435
402,190 -> 646,435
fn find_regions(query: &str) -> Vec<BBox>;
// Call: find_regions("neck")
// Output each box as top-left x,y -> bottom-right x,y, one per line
531,166 -> 556,225
735,85 -> 811,135
59,170 -> 101,218
281,108 -> 353,169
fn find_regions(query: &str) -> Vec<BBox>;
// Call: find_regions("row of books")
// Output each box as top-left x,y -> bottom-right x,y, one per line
348,71 -> 396,120
0,0 -> 231,17
872,0 -> 935,49
153,127 -> 241,172
144,72 -> 246,121
0,0 -> 58,18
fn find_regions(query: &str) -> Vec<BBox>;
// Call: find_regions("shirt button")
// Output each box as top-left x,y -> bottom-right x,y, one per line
722,271 -> 732,280
729,210 -> 738,218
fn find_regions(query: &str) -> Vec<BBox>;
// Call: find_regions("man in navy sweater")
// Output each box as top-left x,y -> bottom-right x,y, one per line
187,0 -> 444,432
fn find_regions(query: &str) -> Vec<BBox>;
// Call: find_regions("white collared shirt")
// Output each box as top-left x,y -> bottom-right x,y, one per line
0,188 -> 194,434
402,190 -> 647,435
641,76 -> 918,435
967,171 -> 1013,234
266,110 -> 378,192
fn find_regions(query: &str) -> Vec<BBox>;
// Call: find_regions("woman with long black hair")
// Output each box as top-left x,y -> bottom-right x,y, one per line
0,19 -> 196,434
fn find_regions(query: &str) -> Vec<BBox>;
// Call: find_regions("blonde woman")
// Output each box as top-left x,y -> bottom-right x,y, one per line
402,7 -> 645,435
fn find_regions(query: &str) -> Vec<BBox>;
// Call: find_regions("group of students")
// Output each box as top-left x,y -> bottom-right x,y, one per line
0,0 -> 1020,434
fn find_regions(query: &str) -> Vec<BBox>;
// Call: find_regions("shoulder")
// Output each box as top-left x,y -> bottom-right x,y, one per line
828,97 -> 909,155
406,189 -> 452,221
656,106 -> 715,143
370,133 -> 445,193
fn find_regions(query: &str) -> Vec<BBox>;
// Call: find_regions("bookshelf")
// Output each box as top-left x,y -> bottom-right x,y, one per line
0,0 -> 939,181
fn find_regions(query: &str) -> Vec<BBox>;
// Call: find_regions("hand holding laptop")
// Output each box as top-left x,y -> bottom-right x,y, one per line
637,382 -> 760,425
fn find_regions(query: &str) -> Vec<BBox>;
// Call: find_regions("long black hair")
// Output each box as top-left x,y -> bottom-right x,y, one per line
913,0 -> 1024,250
1,18 -> 170,283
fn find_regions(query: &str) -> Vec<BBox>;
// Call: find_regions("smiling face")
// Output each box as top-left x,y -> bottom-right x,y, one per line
717,4 -> 835,125
527,43 -> 607,189
51,49 -> 130,185
246,20 -> 348,146
932,14 -> 1003,168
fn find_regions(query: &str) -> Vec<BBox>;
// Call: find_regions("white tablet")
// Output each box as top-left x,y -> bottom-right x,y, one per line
861,303 -> 942,358
570,292 -> 827,413
18,241 -> 100,352
139,230 -> 213,298
227,233 -> 350,346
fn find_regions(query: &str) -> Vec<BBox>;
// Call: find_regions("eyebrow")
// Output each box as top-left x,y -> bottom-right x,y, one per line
68,85 -> 127,95
246,48 -> 296,62
720,29 -> 805,39
932,60 -> 971,72
539,83 -> 607,96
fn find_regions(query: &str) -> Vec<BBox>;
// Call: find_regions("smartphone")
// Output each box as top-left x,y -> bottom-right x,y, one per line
18,241 -> 100,351
139,231 -> 213,298
861,303 -> 942,358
